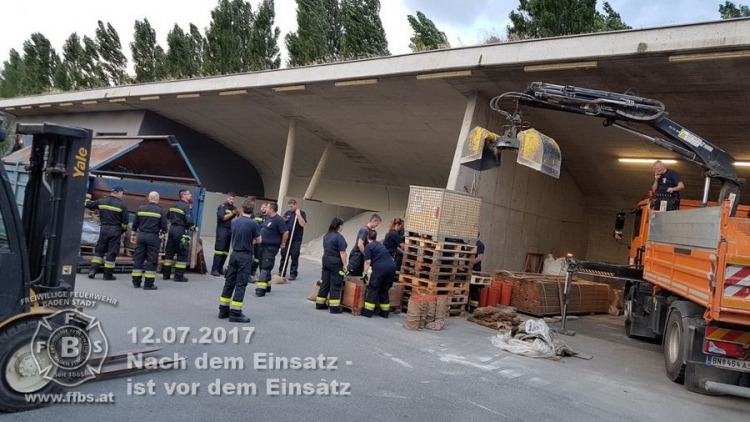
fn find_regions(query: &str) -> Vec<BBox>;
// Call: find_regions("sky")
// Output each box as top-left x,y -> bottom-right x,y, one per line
0,0 -> 729,69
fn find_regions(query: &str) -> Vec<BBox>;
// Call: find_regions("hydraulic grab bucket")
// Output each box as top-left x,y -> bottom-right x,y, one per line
460,126 -> 561,178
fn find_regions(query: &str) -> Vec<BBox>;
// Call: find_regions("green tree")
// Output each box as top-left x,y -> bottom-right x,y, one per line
407,11 -> 450,52
507,0 -> 630,40
165,24 -> 192,79
204,0 -> 254,75
285,0 -> 341,66
719,1 -> 750,17
95,21 -> 129,85
81,35 -> 109,88
0,49 -> 26,98
339,0 -> 390,60
189,24 -> 205,76
249,0 -> 281,70
131,18 -> 166,82
22,33 -> 60,94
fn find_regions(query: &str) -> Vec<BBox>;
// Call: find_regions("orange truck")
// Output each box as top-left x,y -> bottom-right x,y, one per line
467,83 -> 750,396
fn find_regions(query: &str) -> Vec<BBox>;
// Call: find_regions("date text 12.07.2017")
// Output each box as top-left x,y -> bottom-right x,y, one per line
128,326 -> 255,345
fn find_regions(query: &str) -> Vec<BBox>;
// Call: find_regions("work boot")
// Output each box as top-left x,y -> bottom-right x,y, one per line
288,275 -> 297,281
143,283 -> 158,290
162,267 -> 171,280
316,303 -> 329,310
466,305 -> 477,314
329,307 -> 342,314
103,270 -> 116,281
266,285 -> 272,293
88,266 -> 98,279
132,277 -> 142,288
361,309 -> 374,318
255,288 -> 266,297
229,309 -> 251,323
173,274 -> 188,282
211,270 -> 221,277
379,309 -> 390,319
218,306 -> 230,319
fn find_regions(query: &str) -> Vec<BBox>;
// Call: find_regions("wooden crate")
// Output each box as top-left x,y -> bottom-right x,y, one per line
342,276 -> 366,315
404,186 -> 481,243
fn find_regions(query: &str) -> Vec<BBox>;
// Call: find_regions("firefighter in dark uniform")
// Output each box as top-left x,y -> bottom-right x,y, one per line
162,189 -> 195,282
278,199 -> 307,281
250,202 -> 269,279
468,238 -> 485,313
256,203 -> 288,297
362,230 -> 397,318
211,192 -> 239,277
348,213 -> 381,276
316,218 -> 348,314
218,197 -> 261,323
130,191 -> 168,290
85,186 -> 129,280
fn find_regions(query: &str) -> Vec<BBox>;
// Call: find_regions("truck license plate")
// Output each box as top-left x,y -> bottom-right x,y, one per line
706,356 -> 750,373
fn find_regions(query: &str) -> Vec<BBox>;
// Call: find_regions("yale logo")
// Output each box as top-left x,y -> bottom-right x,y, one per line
73,147 -> 88,177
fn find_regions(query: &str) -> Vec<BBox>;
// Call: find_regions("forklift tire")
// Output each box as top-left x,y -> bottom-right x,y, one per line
0,319 -> 62,413
664,308 -> 686,384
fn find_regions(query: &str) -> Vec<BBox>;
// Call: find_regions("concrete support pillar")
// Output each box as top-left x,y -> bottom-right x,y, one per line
446,93 -> 492,192
304,141 -> 333,200
278,119 -> 296,203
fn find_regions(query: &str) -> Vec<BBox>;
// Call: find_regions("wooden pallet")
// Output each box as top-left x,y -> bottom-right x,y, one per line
405,236 -> 478,253
404,245 -> 475,260
399,274 -> 469,292
402,258 -> 471,273
400,267 -> 471,282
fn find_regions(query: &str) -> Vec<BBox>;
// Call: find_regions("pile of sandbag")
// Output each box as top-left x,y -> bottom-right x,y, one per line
403,292 -> 448,331
468,306 -> 522,332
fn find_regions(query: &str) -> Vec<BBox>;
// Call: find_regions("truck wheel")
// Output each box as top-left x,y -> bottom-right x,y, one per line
0,319 -> 62,412
623,289 -> 635,338
664,308 -> 686,383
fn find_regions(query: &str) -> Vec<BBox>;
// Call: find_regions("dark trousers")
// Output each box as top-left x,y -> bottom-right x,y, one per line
257,245 -> 280,289
365,268 -> 396,312
212,227 -> 231,273
278,238 -> 302,277
92,225 -> 123,276
132,232 -> 160,286
163,225 -> 189,278
469,284 -> 480,308
348,250 -> 364,276
319,256 -> 344,308
250,243 -> 261,275
220,251 -> 253,310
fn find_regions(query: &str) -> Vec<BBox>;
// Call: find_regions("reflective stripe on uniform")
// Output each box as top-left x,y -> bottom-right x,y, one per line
104,262 -> 116,269
138,211 -> 162,218
175,262 -> 188,269
219,297 -> 231,304
169,207 -> 185,214
231,301 -> 243,308
131,270 -> 143,277
91,257 -> 103,264
162,261 -> 173,267
253,258 -> 260,263
144,271 -> 156,279
380,303 -> 390,310
98,204 -> 123,212
470,300 -> 479,306
364,302 -> 376,311
329,299 -> 341,306
316,297 -> 327,304
257,282 -> 268,288
214,251 -> 229,256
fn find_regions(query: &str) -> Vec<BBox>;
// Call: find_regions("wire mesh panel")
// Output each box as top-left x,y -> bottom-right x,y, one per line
405,186 -> 481,242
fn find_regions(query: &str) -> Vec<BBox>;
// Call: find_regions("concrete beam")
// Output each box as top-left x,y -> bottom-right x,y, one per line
304,142 -> 333,200
446,93 -> 491,193
278,119 -> 296,202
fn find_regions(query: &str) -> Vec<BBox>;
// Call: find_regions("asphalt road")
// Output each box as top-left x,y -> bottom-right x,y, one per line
3,247 -> 750,421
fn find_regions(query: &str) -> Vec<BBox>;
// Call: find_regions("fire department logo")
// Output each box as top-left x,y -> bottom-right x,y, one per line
31,309 -> 109,387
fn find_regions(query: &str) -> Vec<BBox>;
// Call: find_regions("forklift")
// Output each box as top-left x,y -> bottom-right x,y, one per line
0,120 -> 171,412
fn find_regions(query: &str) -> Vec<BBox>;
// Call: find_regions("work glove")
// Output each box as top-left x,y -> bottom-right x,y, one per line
180,234 -> 191,248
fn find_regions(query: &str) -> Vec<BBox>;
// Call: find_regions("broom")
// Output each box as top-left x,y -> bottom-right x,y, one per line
271,214 -> 297,285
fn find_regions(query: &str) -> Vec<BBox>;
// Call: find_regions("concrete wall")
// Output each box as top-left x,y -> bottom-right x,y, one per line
284,176 -> 409,212
584,207 -> 633,264
13,110 -> 146,135
138,111 -> 264,196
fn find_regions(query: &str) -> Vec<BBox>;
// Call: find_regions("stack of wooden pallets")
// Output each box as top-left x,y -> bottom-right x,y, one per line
398,236 -> 477,317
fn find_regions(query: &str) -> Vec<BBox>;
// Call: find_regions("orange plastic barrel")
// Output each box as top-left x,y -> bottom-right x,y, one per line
478,286 -> 489,307
488,286 -> 502,307
500,282 -> 513,306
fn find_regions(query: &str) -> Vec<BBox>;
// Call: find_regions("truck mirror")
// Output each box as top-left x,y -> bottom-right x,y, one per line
613,212 -> 626,240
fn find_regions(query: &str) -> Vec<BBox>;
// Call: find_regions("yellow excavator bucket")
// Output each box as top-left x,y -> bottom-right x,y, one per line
516,129 -> 561,179
459,126 -> 561,178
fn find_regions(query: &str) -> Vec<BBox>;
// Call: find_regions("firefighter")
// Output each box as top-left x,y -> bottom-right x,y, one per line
218,197 -> 261,323
278,199 -> 307,281
467,237 -> 485,313
256,203 -> 288,297
316,217 -> 347,314
249,202 -> 269,279
348,214 -> 381,276
362,230 -> 397,318
383,217 -> 406,271
651,160 -> 684,211
162,189 -> 195,282
130,191 -> 168,290
211,192 -> 239,277
85,186 -> 129,280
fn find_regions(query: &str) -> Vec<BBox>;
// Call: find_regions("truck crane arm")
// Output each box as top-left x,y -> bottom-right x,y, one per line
502,82 -> 744,214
